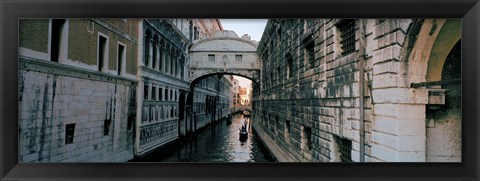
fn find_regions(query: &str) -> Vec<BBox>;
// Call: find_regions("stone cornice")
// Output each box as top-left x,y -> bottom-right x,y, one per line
19,56 -> 137,86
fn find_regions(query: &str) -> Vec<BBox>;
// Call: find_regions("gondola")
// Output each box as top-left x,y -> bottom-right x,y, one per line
239,128 -> 248,142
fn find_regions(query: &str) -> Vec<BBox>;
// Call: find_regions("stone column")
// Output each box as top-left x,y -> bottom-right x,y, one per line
370,19 -> 428,162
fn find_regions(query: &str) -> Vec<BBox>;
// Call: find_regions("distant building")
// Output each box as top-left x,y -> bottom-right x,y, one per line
232,78 -> 241,109
239,87 -> 250,105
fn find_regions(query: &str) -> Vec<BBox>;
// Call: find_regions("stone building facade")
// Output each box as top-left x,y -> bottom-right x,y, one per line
253,19 -> 461,162
135,19 -> 226,156
19,19 -> 139,162
135,19 -> 192,156
18,18 -> 229,162
232,78 -> 241,109
191,75 -> 232,130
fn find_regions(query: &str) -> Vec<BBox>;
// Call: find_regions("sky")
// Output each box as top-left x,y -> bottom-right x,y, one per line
220,19 -> 268,89
219,19 -> 268,42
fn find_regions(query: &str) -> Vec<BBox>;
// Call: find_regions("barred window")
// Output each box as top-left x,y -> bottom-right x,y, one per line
305,42 -> 315,69
236,54 -> 242,61
302,126 -> 312,150
208,54 -> 215,61
104,119 -> 111,135
335,135 -> 353,162
337,19 -> 356,56
287,55 -> 293,78
65,123 -> 75,144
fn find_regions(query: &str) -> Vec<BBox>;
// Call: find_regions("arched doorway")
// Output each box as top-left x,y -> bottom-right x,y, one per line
404,19 -> 461,162
425,40 -> 461,162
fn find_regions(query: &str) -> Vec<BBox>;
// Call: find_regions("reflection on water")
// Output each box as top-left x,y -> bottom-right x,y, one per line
137,114 -> 272,162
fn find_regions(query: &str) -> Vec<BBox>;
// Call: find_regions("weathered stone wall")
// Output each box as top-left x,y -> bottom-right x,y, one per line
18,19 -> 139,162
19,58 -> 136,162
253,19 -> 461,162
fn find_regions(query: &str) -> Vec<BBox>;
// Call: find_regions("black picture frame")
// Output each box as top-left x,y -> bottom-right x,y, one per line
1,0 -> 479,180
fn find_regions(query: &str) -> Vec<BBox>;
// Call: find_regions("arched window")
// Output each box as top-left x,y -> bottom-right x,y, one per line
144,30 -> 151,66
165,44 -> 170,74
159,40 -> 164,72
170,49 -> 175,75
152,35 -> 158,69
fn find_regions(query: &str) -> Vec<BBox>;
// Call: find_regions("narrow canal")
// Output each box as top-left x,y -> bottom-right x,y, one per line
135,114 -> 273,162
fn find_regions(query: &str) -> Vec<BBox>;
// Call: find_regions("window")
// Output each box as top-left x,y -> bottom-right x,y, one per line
152,38 -> 157,69
50,19 -> 66,62
152,85 -> 156,101
172,55 -> 178,76
302,126 -> 312,151
285,120 -> 291,141
159,87 -> 163,101
194,26 -> 199,40
104,119 -> 111,136
161,106 -> 164,119
287,55 -> 293,78
305,42 -> 315,69
159,42 -> 164,71
189,21 -> 193,40
144,31 -> 151,66
337,19 -> 356,56
180,61 -> 184,79
149,105 -> 153,121
335,135 -> 353,162
98,34 -> 108,72
65,123 -> 75,144
117,43 -> 125,75
170,53 -> 174,75
236,55 -> 242,61
208,54 -> 215,61
165,88 -> 169,101
144,84 -> 149,100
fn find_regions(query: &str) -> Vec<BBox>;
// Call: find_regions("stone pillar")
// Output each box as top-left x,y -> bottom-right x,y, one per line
370,19 -> 428,162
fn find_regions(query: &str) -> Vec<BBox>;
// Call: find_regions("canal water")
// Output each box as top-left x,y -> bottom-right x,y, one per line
135,114 -> 273,162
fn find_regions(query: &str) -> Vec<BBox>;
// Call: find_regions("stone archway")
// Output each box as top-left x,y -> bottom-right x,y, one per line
404,19 -> 462,162
370,19 -> 462,162
425,40 -> 461,162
